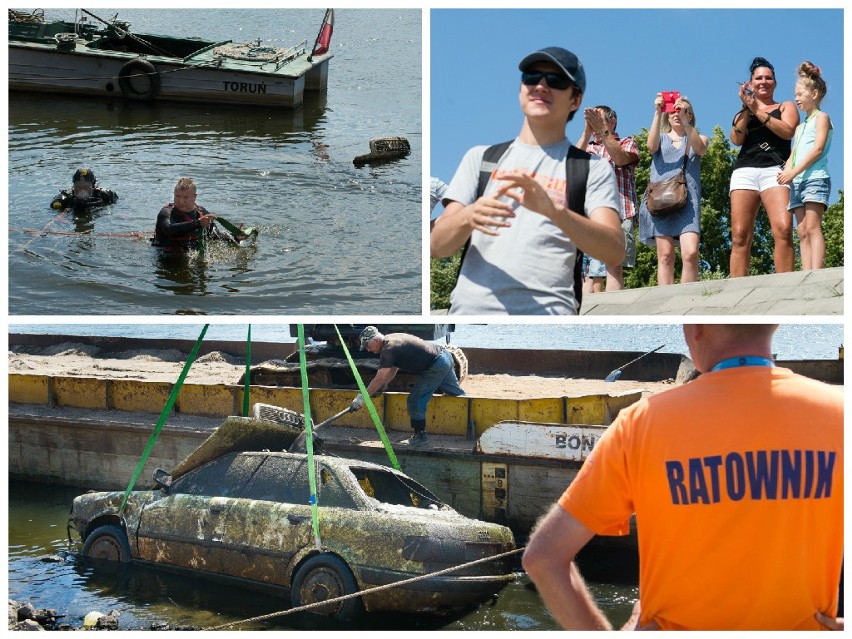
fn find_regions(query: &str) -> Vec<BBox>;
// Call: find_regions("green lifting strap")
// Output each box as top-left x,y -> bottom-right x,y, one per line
242,324 -> 252,416
333,324 -> 400,471
297,324 -> 322,551
216,215 -> 258,241
120,324 -> 209,513
198,220 -> 207,256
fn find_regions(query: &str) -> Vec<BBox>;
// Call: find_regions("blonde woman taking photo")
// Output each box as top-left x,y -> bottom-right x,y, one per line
638,94 -> 708,285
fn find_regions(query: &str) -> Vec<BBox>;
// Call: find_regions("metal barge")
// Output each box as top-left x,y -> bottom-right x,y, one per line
8,9 -> 332,108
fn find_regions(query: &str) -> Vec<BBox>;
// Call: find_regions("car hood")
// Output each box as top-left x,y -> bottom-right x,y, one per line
171,416 -> 302,479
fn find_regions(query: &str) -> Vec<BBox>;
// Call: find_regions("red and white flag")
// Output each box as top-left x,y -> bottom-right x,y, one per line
311,9 -> 334,57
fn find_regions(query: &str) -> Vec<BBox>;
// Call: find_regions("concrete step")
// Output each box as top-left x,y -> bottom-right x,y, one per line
580,267 -> 844,315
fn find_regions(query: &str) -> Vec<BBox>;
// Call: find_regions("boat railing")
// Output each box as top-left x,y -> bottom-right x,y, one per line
273,40 -> 308,70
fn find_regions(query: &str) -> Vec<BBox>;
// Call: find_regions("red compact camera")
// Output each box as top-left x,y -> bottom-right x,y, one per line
662,91 -> 680,113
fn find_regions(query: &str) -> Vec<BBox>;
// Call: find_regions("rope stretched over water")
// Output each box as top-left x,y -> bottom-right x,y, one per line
10,228 -> 151,238
15,211 -> 68,253
204,546 -> 525,631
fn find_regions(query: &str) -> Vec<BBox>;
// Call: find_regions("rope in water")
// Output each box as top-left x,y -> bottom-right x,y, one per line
204,546 -> 524,631
11,228 -> 151,238
14,212 -> 69,253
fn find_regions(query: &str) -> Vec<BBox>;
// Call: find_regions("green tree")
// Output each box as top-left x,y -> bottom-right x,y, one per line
822,189 -> 844,268
430,252 -> 460,310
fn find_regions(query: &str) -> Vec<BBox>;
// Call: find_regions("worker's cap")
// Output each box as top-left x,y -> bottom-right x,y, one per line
518,47 -> 586,94
359,326 -> 381,350
73,168 -> 96,186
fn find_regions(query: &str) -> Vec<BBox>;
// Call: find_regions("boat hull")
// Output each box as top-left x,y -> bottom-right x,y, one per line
9,42 -> 331,108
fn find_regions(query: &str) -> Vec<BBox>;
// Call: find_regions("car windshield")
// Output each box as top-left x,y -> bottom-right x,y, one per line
350,467 -> 447,510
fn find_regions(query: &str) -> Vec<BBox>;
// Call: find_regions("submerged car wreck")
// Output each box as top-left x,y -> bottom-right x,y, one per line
67,415 -> 516,619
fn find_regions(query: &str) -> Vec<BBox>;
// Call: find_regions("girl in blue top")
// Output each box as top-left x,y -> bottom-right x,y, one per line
777,62 -> 833,270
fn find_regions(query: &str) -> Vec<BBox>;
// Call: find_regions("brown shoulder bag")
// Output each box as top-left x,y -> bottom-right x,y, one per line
645,140 -> 689,216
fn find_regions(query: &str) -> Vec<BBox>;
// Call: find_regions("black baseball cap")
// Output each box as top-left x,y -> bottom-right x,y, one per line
519,47 -> 586,94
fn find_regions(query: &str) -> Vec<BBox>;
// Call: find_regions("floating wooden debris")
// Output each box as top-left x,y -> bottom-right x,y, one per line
353,137 -> 411,166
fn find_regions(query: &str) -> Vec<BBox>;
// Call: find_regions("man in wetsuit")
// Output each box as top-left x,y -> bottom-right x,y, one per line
350,326 -> 465,446
523,324 -> 843,630
152,177 -> 231,253
51,168 -> 118,213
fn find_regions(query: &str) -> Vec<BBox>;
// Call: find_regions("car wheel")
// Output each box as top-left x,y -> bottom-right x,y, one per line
81,525 -> 132,563
291,554 -> 363,620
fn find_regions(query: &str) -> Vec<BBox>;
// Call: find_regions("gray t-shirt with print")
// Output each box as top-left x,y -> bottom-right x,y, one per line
444,138 -> 618,315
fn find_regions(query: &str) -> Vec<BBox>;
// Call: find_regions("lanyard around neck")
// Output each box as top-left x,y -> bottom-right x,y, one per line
711,356 -> 774,372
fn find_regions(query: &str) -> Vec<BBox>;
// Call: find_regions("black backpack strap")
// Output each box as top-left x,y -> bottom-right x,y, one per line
454,141 -> 515,285
565,145 -> 590,215
476,140 -> 515,199
565,145 -> 591,311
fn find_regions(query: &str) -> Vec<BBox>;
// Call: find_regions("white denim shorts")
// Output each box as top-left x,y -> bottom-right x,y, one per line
729,166 -> 789,193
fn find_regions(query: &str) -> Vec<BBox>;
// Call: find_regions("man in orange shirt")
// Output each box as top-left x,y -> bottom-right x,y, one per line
523,324 -> 843,630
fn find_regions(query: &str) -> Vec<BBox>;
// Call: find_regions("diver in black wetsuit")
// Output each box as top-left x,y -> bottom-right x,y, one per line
151,176 -> 235,253
51,168 -> 119,213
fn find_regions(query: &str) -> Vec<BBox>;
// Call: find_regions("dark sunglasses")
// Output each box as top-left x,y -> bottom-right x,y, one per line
521,70 -> 573,91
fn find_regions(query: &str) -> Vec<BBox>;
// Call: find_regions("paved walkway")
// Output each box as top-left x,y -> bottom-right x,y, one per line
580,267 -> 844,315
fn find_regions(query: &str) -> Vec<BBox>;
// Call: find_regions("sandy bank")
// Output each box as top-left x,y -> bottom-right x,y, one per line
8,342 -> 678,399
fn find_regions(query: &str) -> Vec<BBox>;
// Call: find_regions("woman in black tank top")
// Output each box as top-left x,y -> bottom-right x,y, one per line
728,57 -> 799,277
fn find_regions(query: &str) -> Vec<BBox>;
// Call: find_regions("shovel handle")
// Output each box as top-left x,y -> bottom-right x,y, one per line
313,405 -> 356,431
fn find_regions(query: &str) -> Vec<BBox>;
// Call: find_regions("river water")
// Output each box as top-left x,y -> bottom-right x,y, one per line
8,322 -> 846,361
8,480 -> 636,631
8,9 -> 421,315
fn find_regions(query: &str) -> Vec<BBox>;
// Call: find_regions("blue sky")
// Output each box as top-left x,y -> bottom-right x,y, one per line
431,8 -> 844,208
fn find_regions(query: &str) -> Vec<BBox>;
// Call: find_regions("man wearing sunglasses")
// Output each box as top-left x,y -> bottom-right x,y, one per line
431,47 -> 623,315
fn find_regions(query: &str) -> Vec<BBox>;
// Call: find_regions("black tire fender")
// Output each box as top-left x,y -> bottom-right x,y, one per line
117,57 -> 160,100
290,553 -> 363,620
81,524 -> 132,563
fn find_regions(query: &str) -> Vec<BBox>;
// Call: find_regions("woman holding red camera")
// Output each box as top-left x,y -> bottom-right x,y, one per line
638,94 -> 708,285
728,56 -> 799,277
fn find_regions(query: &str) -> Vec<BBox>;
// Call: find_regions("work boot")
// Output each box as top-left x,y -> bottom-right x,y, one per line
409,431 -> 429,446
409,418 -> 428,446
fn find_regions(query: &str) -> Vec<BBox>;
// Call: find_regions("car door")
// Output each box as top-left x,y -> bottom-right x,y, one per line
212,454 -> 315,586
135,453 -> 264,574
